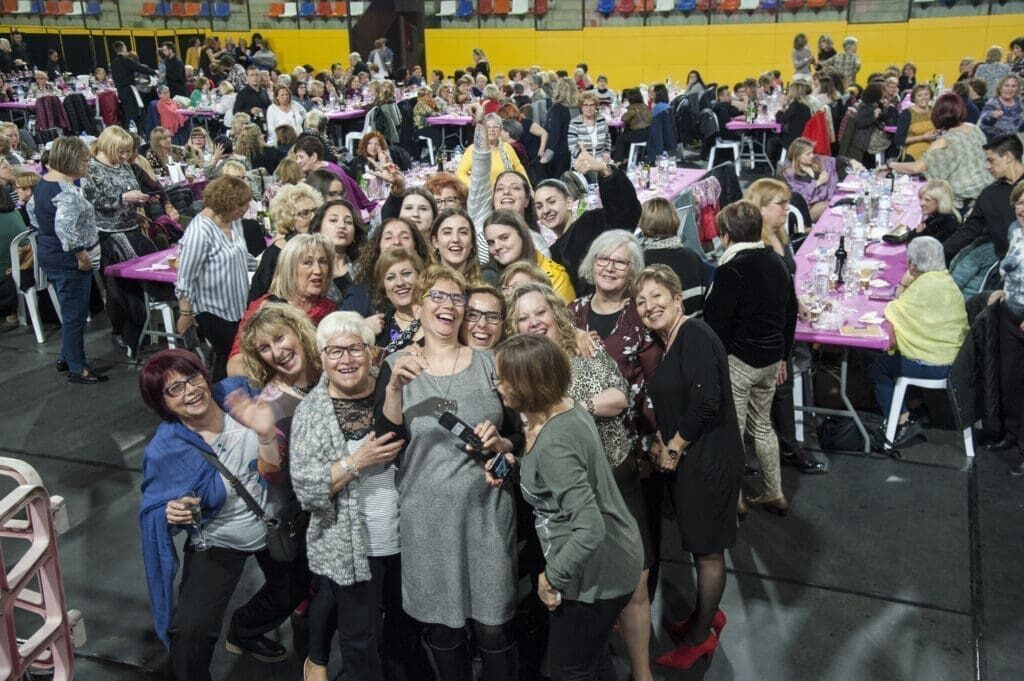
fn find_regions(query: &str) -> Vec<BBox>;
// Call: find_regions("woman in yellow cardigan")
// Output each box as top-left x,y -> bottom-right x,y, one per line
456,112 -> 528,189
483,209 -> 575,302
867,236 -> 968,446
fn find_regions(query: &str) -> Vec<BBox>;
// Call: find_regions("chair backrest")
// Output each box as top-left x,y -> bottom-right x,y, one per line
8,229 -> 28,291
85,0 -> 100,11
267,2 -> 283,15
739,0 -> 759,9
331,1 -> 347,15
596,0 -> 615,12
212,1 -> 229,16
316,0 -> 331,15
141,1 -> 156,14
299,1 -> 316,16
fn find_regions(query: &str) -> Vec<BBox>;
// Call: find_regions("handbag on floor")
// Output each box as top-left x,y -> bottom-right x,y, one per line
196,448 -> 307,562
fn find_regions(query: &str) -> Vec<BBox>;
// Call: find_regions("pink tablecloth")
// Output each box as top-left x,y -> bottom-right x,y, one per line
181,109 -> 218,118
104,248 -> 178,284
426,115 -> 474,126
793,182 -> 922,350
0,96 -> 96,110
636,168 -> 706,203
725,118 -> 781,133
325,108 -> 368,121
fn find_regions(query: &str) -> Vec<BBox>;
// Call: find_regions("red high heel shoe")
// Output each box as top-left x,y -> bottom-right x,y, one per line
667,608 -> 727,642
655,630 -> 719,670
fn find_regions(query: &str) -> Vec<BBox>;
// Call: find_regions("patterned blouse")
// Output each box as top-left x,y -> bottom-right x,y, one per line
1001,222 -> 1024,321
570,297 -> 663,451
568,353 -> 632,468
81,158 -> 143,233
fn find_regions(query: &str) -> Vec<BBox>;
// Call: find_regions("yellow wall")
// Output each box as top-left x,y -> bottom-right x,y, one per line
426,15 -> 1024,87
0,25 -> 349,74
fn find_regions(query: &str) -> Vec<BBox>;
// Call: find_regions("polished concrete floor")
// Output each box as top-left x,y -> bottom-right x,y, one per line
0,311 -> 1021,681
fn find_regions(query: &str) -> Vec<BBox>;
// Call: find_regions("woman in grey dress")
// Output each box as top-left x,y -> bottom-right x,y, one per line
376,265 -> 522,681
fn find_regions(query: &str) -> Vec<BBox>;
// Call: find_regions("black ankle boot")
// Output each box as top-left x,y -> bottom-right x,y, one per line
424,636 -> 472,681
479,642 -> 519,681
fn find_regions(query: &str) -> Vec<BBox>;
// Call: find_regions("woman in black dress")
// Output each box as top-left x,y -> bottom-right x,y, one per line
632,264 -> 743,671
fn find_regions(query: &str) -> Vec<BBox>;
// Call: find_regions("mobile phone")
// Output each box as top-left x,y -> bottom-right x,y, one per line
488,452 -> 511,480
438,410 -> 483,452
182,326 -> 201,350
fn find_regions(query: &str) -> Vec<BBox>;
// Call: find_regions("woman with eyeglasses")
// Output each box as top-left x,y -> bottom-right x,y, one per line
568,91 -> 611,162
460,284 -> 505,351
428,207 -> 494,285
248,183 -> 324,304
291,311 -> 417,681
372,247 -> 426,357
138,349 -> 305,681
490,333 -> 642,681
227,234 -> 337,377
567,230 -> 663,681
376,265 -> 522,681
484,209 -> 574,302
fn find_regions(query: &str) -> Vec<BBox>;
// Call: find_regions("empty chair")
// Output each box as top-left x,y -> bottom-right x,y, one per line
280,1 -> 297,16
183,1 -> 200,16
675,0 -> 697,9
153,1 -> 170,15
10,231 -> 62,344
349,0 -> 364,14
829,0 -> 848,8
437,0 -> 456,15
596,0 -> 615,13
628,142 -> 647,167
43,0 -> 62,14
655,0 -> 675,10
58,0 -> 73,12
760,0 -> 780,8
66,0 -> 83,14
696,0 -> 712,8
454,0 -> 473,16
615,0 -> 636,14
211,0 -> 229,17
719,0 -> 742,10
266,2 -> 284,16
738,0 -> 759,9
510,0 -> 528,13
84,0 -> 100,14
169,1 -> 186,16
316,0 -> 331,15
330,0 -> 347,16
783,0 -> 805,8
299,1 -> 316,16
13,0 -> 31,10
805,0 -> 827,7
533,0 -> 547,14
141,1 -> 157,15
479,0 -> 492,13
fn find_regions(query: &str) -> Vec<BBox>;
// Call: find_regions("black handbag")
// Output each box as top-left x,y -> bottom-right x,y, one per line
197,449 -> 307,562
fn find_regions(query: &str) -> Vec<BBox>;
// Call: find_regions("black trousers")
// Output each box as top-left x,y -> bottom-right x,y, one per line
168,544 -> 309,681
308,554 -> 421,680
196,312 -> 239,382
547,593 -> 630,681
999,305 -> 1024,451
771,356 -> 798,455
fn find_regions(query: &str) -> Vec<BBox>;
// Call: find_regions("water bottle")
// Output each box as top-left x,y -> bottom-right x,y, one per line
128,120 -> 137,134
813,260 -> 830,299
851,223 -> 867,261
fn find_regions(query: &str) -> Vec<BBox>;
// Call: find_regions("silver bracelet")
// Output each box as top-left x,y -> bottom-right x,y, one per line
339,458 -> 360,479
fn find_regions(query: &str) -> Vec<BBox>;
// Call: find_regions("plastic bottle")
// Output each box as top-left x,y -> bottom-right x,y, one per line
814,260 -> 830,298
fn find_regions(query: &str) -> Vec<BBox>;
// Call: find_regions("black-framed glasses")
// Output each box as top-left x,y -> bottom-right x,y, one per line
425,289 -> 467,307
466,308 -> 502,325
323,342 -> 368,360
436,196 -> 460,207
164,373 -> 205,398
296,208 -> 316,219
595,255 -> 631,271
489,370 -> 502,388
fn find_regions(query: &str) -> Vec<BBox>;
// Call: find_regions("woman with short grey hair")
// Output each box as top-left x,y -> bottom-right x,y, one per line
577,229 -> 644,286
867,236 -> 968,446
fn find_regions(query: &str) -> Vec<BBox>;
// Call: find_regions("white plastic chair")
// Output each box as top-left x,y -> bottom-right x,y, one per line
67,1 -> 85,15
14,0 -> 32,12
418,135 -> 435,165
510,0 -> 529,13
739,0 -> 759,8
787,204 -> 805,234
349,0 -> 366,14
628,142 -> 647,167
778,147 -> 787,166
655,0 -> 675,9
345,132 -> 363,156
280,2 -> 298,17
10,231 -> 62,344
884,376 -> 974,458
708,139 -> 741,176
143,300 -> 180,350
438,0 -> 457,16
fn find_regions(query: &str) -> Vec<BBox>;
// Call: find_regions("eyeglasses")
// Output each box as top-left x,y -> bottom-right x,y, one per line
296,208 -> 316,219
595,255 -> 631,271
164,373 -> 205,398
322,342 -> 368,360
436,196 -> 460,207
466,308 -> 503,325
489,370 -> 502,387
424,289 -> 467,307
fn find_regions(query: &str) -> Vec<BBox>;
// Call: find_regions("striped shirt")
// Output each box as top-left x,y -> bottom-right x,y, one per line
175,214 -> 253,322
568,114 -> 611,159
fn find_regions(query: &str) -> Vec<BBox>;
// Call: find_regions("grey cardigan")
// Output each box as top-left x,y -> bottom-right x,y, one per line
289,375 -> 372,587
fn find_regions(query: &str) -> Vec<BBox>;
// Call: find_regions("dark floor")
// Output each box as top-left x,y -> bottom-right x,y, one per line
1,308 -> 1022,681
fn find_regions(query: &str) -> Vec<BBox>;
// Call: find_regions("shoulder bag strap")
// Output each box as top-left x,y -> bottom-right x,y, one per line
195,448 -> 269,524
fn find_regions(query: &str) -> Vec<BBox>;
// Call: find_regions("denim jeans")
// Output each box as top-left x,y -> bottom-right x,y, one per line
44,267 -> 92,374
866,352 -> 951,421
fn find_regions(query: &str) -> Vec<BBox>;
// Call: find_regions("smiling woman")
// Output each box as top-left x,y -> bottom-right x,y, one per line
310,199 -> 374,319
429,207 -> 491,285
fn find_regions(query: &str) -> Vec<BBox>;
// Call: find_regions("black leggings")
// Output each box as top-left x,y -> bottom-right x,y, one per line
426,619 -> 512,652
547,594 -> 631,681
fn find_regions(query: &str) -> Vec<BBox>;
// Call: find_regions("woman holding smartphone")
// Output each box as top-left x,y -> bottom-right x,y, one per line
491,333 -> 642,681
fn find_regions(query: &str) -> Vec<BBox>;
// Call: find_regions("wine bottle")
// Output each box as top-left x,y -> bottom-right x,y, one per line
834,235 -> 848,287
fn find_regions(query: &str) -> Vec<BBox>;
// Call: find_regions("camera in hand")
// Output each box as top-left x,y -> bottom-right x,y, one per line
438,410 -> 511,480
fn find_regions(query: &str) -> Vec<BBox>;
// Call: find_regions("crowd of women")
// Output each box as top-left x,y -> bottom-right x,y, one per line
8,29 -> 1022,681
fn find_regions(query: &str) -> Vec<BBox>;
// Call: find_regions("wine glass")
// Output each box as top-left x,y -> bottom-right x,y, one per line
183,490 -> 209,551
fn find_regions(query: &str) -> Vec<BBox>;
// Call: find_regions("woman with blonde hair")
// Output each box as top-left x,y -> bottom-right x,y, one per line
145,126 -> 186,177
215,80 -> 237,127
911,179 -> 961,243
248,183 -> 324,302
235,123 -> 283,175
83,125 -> 160,356
498,260 -> 552,298
542,78 -> 579,178
781,137 -> 862,222
265,157 -> 303,203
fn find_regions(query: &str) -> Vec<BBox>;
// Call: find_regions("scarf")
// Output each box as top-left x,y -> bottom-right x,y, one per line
643,236 -> 685,251
716,240 -> 765,266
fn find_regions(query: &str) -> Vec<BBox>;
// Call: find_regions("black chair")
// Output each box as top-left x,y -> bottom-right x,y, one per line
35,128 -> 61,145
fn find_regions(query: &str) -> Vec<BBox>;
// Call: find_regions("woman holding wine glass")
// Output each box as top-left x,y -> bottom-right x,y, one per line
138,349 -> 307,681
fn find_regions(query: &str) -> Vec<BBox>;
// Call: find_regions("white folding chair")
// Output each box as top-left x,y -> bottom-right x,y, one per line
883,376 -> 974,458
10,231 -> 62,344
628,142 -> 647,168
